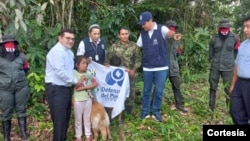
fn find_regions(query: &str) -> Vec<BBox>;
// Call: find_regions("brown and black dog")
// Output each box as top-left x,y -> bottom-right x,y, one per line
91,100 -> 112,141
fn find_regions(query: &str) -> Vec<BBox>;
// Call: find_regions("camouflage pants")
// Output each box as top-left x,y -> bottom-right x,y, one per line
125,76 -> 136,107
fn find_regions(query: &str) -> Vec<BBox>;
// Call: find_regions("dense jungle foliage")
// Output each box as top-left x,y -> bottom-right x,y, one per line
0,0 -> 250,140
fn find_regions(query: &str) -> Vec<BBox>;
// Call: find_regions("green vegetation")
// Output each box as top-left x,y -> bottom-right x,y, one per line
0,72 -> 233,141
0,0 -> 248,140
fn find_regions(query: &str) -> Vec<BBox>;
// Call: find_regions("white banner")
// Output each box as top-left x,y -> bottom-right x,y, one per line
88,61 -> 130,119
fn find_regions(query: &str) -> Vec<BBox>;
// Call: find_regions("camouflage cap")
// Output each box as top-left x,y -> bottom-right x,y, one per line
219,18 -> 231,28
165,20 -> 178,28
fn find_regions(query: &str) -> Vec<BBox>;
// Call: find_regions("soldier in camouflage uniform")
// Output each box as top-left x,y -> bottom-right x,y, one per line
165,20 -> 188,113
107,27 -> 141,116
208,18 -> 240,111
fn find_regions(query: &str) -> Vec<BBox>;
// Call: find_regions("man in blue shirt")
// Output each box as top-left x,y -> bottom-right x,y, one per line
230,15 -> 250,125
45,28 -> 78,140
136,11 -> 181,122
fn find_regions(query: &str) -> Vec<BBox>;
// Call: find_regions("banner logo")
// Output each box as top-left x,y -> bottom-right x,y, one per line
105,68 -> 124,86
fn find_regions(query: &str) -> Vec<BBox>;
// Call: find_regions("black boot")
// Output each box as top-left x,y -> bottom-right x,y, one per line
209,90 -> 216,111
2,120 -> 11,141
226,97 -> 230,108
125,105 -> 133,115
18,117 -> 28,140
174,92 -> 188,113
176,105 -> 188,113
224,88 -> 231,110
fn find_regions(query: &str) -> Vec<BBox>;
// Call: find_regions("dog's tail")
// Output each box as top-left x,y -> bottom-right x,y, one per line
104,112 -> 110,127
104,112 -> 112,140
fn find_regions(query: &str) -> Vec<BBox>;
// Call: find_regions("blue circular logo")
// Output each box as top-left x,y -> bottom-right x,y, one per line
106,68 -> 124,86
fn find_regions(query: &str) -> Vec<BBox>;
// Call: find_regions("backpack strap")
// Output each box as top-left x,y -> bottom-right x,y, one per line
233,34 -> 239,46
228,33 -> 238,45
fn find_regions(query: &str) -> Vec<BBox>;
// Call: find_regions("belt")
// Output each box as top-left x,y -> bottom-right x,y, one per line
46,83 -> 72,88
238,77 -> 250,82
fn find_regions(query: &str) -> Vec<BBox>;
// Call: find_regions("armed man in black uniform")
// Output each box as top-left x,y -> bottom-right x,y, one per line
0,35 -> 29,141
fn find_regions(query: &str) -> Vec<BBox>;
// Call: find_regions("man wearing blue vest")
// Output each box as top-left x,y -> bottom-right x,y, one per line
136,11 -> 181,122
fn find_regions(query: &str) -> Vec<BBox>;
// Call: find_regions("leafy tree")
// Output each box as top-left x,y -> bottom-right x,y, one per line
233,0 -> 250,39
73,0 -> 138,47
0,0 -> 246,119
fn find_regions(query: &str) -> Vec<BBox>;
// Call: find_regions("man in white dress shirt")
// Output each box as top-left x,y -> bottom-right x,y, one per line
45,28 -> 77,141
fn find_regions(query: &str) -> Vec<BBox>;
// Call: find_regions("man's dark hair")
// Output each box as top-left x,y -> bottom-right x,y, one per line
118,26 -> 129,34
243,15 -> 250,23
58,28 -> 74,37
110,55 -> 122,67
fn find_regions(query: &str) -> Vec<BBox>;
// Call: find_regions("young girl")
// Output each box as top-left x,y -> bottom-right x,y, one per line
73,55 -> 98,141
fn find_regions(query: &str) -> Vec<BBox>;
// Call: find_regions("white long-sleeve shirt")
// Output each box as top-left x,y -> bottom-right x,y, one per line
45,42 -> 76,86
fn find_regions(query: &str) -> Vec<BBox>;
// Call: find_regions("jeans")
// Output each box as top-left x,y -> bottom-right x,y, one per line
141,69 -> 168,117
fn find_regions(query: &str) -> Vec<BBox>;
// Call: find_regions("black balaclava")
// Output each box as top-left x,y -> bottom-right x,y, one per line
0,42 -> 19,61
